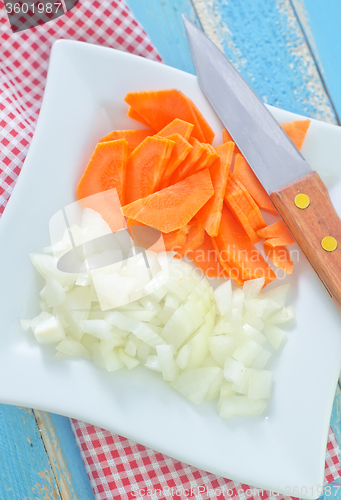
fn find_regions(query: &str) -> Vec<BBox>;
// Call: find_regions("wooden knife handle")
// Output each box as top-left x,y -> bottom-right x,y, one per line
270,171 -> 341,311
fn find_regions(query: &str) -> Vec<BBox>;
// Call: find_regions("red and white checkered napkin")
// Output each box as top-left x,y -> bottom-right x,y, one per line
71,420 -> 340,500
0,1 -> 340,498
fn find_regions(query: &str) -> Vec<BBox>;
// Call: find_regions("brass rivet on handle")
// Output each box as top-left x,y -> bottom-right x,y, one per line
294,193 -> 310,209
321,236 -> 338,252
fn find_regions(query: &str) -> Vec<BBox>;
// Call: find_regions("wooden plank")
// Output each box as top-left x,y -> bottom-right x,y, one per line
291,0 -> 341,123
126,0 -> 200,73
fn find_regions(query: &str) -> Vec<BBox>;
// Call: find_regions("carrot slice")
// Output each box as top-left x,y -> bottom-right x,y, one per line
190,232 -> 230,279
158,133 -> 193,189
264,244 -> 294,274
98,129 -> 153,154
77,139 -> 128,206
257,220 -> 295,246
222,129 -> 241,154
185,97 -> 215,144
233,153 -> 278,216
162,225 -> 190,253
212,205 -> 276,285
233,177 -> 266,231
122,169 -> 214,233
224,185 -> 260,244
157,118 -> 194,141
281,119 -> 310,150
169,137 -> 207,184
125,136 -> 175,204
127,106 -> 152,128
124,89 -> 206,142
196,141 -> 235,237
191,143 -> 219,174
176,219 -> 206,258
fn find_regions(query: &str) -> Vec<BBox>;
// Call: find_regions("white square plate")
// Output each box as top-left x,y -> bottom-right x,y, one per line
1,40 -> 341,498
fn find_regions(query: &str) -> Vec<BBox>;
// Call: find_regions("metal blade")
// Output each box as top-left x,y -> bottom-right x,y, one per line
183,16 -> 311,194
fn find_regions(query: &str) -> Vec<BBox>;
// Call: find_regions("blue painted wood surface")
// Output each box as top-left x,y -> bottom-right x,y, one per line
1,0 -> 341,498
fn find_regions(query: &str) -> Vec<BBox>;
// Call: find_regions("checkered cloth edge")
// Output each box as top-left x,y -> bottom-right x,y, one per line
71,419 -> 341,500
1,1 -> 340,498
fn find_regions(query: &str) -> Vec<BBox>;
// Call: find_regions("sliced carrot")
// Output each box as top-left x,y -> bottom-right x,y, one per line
233,177 -> 266,231
122,169 -> 214,233
77,139 -> 128,206
185,97 -> 215,144
264,244 -> 294,274
196,141 -> 234,237
79,189 -> 126,235
189,232 -> 230,279
124,89 -> 206,142
176,219 -> 206,258
98,129 -> 153,154
281,119 -> 310,150
157,133 -> 192,189
191,143 -> 219,174
222,129 -> 241,154
169,137 -> 207,184
212,205 -> 276,285
233,153 -> 278,216
125,136 -> 175,204
224,186 -> 260,244
162,225 -> 190,253
127,106 -> 152,128
157,118 -> 194,141
257,220 -> 295,246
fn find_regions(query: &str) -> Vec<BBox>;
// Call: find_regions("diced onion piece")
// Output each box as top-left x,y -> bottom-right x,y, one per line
264,325 -> 286,350
243,278 -> 265,300
145,355 -> 161,372
262,284 -> 290,309
45,275 -> 66,307
125,339 -> 137,357
208,335 -> 235,367
249,348 -> 272,370
213,280 -> 232,316
80,333 -> 99,354
105,311 -> 165,347
248,370 -> 272,399
32,313 -> 66,345
92,345 -> 124,371
266,305 -> 295,325
186,323 -> 210,369
56,337 -> 90,358
205,368 -> 224,401
162,302 -> 204,349
171,367 -> 222,405
233,339 -> 262,366
156,345 -> 179,381
219,381 -> 236,399
20,319 -> 32,331
118,348 -> 140,369
224,358 -> 245,384
232,367 -> 255,394
217,395 -> 267,418
75,273 -> 91,286
242,324 -> 266,345
175,344 -> 192,370
29,253 -> 77,288
80,319 -> 112,340
137,340 -> 151,361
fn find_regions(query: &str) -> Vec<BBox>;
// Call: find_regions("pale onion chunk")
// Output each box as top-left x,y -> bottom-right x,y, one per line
248,370 -> 272,399
29,253 -> 77,288
264,325 -> 287,350
213,280 -> 232,316
105,311 -> 165,347
175,344 -> 192,369
186,323 -> 210,369
33,314 -> 66,344
242,312 -> 264,331
217,396 -> 267,418
59,286 -> 91,342
80,319 -> 112,340
242,324 -> 266,345
243,278 -> 265,300
136,340 -> 151,361
75,273 -> 91,287
208,335 -> 235,366
205,368 -> 224,401
245,298 -> 269,318
118,348 -> 140,369
219,381 -> 236,399
145,355 -> 162,372
125,339 -> 137,357
20,319 -> 32,331
233,339 -> 263,366
56,337 -> 90,358
266,305 -> 295,325
232,367 -> 255,394
249,348 -> 272,370
171,367 -> 222,405
261,284 -> 290,309
80,333 -> 99,354
162,303 -> 203,349
156,345 -> 179,381
39,301 -> 50,312
224,358 -> 245,384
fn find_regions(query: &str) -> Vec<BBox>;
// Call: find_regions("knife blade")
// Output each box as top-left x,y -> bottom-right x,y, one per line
183,15 -> 341,311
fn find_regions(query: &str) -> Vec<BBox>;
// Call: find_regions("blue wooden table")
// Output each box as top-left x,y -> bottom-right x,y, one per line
1,1 -> 341,498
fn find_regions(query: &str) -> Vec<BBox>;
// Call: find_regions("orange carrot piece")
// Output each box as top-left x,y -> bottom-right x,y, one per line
162,226 -> 190,253
185,97 -> 215,144
190,232 -> 231,279
212,205 -> 276,285
124,89 -> 206,142
77,139 -> 128,206
233,153 -> 278,216
257,220 -> 295,246
169,137 -> 207,184
281,119 -> 310,150
191,143 -> 219,174
176,219 -> 206,258
125,136 -> 175,204
98,129 -> 153,153
222,129 -> 241,154
224,186 -> 260,244
196,141 -> 235,237
157,118 -> 194,141
264,244 -> 294,274
233,177 -> 266,231
122,169 -> 214,233
157,133 -> 192,189
127,106 -> 152,128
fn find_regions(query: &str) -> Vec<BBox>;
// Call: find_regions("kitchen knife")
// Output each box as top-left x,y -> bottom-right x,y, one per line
183,15 -> 341,311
